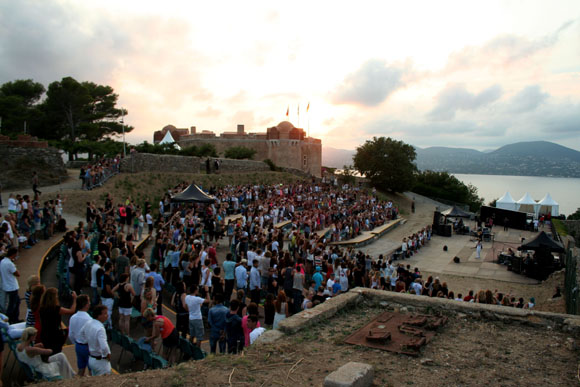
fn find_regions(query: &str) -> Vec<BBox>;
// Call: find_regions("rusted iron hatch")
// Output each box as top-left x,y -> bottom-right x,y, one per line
344,311 -> 448,356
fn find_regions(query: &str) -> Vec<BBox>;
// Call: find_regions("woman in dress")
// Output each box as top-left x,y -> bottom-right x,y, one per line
273,290 -> 289,329
16,327 -> 75,380
39,288 -> 76,355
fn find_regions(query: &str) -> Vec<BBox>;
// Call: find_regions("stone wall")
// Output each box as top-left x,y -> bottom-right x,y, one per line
202,158 -> 270,173
563,220 -> 580,242
178,137 -> 322,177
119,153 -> 201,174
0,145 -> 67,190
119,153 -> 277,175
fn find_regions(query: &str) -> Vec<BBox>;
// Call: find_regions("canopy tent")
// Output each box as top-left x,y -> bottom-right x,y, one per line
516,192 -> 538,215
518,231 -> 564,253
159,130 -> 181,150
496,191 -> 518,211
538,193 -> 559,217
441,205 -> 472,218
171,183 -> 216,203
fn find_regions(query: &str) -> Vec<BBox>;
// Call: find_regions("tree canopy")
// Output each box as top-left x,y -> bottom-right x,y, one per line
0,77 -> 131,159
413,170 -> 484,212
0,79 -> 45,135
353,137 -> 417,192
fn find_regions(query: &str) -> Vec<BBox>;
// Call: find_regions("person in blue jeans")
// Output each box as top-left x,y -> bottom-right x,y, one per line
207,294 -> 228,354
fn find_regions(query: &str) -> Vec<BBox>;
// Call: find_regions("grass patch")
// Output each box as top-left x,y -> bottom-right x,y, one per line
553,219 -> 568,237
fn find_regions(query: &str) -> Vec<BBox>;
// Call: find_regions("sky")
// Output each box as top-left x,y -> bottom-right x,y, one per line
1,0 -> 579,151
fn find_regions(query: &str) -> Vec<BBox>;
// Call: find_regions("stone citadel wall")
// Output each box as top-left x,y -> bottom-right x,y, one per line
0,145 -> 67,190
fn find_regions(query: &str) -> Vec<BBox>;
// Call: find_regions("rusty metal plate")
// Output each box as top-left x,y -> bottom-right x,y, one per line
344,312 -> 447,356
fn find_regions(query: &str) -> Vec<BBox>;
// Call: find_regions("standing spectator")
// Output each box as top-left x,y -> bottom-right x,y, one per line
235,259 -> 248,293
112,274 -> 135,335
80,305 -> 111,376
249,260 -> 261,305
147,263 -> 165,316
182,285 -> 210,347
32,171 -> 41,197
39,288 -> 76,355
207,293 -> 228,354
222,253 -> 236,305
225,299 -> 243,354
171,282 -> 189,338
130,259 -> 146,308
68,295 -> 91,377
1,248 -> 20,323
90,256 -> 104,307
100,262 -> 115,329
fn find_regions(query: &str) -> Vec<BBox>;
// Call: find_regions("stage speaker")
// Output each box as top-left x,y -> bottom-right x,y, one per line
433,211 -> 442,228
443,245 -> 448,251
453,257 -> 460,263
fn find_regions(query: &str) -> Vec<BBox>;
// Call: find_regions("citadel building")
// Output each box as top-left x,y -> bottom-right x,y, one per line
153,121 -> 322,177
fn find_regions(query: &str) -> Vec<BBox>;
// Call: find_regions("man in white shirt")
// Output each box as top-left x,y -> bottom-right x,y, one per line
80,305 -> 111,376
0,248 -> 20,323
68,294 -> 91,376
182,286 -> 210,347
90,256 -> 103,307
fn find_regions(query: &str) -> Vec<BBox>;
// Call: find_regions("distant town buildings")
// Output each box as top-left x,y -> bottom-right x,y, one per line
153,121 -> 322,177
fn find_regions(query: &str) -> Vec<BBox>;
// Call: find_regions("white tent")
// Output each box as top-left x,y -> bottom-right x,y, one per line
496,191 -> 518,211
538,193 -> 559,217
516,192 -> 539,215
159,130 -> 181,150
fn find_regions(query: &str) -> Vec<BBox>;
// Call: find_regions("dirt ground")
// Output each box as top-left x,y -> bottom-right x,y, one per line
39,300 -> 580,387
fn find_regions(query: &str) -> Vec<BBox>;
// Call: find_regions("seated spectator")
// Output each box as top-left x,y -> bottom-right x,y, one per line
16,327 -> 75,380
0,312 -> 26,339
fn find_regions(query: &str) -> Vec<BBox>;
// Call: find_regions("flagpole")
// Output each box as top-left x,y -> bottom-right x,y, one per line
297,104 -> 300,128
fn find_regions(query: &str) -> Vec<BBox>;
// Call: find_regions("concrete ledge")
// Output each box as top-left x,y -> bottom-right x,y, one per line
324,362 -> 374,387
277,292 -> 362,334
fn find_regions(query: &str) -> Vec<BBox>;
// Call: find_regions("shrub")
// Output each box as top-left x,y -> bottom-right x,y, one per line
224,146 -> 257,160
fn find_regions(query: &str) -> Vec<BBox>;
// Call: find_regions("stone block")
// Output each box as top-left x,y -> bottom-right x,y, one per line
253,329 -> 284,345
324,362 -> 374,387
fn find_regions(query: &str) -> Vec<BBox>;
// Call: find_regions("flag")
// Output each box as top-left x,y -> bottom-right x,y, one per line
307,102 -> 310,112
286,106 -> 289,117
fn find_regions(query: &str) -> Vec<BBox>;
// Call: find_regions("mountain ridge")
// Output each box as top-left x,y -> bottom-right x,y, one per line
322,141 -> 580,177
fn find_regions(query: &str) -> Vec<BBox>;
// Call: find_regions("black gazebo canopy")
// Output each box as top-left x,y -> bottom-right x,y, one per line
441,206 -> 471,218
518,231 -> 564,253
170,183 -> 216,203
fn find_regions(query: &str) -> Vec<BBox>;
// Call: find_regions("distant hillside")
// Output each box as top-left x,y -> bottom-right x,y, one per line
322,146 -> 355,168
324,141 -> 580,177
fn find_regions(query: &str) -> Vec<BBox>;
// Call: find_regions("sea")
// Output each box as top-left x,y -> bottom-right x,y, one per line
454,174 -> 580,217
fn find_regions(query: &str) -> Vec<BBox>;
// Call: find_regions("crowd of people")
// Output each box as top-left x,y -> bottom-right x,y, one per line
80,157 -> 121,191
0,176 -> 546,382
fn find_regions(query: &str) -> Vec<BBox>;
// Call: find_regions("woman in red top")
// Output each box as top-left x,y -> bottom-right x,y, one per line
143,308 -> 179,363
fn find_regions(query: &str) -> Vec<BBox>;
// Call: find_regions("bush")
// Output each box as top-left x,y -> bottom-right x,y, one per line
224,146 -> 257,160
413,170 -> 484,212
263,159 -> 283,172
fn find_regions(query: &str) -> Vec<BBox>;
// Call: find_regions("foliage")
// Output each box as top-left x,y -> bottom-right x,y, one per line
568,208 -> 580,221
412,170 -> 484,212
488,198 -> 498,207
338,165 -> 356,185
193,143 -> 218,158
134,141 -> 180,155
353,137 -> 417,193
0,77 -> 131,160
263,159 -> 283,172
224,146 -> 257,160
0,79 -> 45,135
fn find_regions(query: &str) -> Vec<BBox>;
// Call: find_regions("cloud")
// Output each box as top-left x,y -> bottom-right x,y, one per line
506,85 -> 549,113
332,59 -> 409,107
197,106 -> 221,118
445,20 -> 574,72
428,84 -> 503,120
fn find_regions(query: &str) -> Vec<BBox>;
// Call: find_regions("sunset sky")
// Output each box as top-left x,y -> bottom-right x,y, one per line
1,0 -> 579,151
